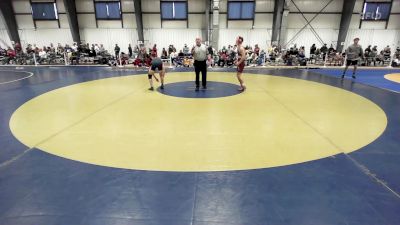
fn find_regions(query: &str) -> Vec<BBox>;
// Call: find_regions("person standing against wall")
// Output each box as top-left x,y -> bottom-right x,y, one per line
128,44 -> 133,58
320,44 -> 328,61
191,37 -> 208,91
114,44 -> 120,59
152,44 -> 158,57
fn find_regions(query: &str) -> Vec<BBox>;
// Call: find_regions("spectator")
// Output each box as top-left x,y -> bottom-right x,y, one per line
183,44 -> 190,55
14,42 -> 22,54
133,45 -> 139,57
257,50 -> 266,66
227,45 -> 232,59
320,44 -> 328,60
221,46 -> 227,54
114,44 -> 120,58
56,43 -> 63,54
38,48 -> 47,63
26,44 -> 33,54
183,56 -> 191,67
298,46 -> 305,58
310,44 -> 316,55
128,44 -> 133,58
207,45 -> 214,56
168,45 -> 174,55
0,47 -> 6,57
383,45 -> 391,59
99,44 -> 105,53
49,43 -> 55,53
293,44 -> 298,53
328,44 -> 334,54
392,47 -> 400,67
72,43 -> 78,52
317,47 -> 322,54
161,48 -> 168,59
7,47 -> 16,58
2,40 -> 396,67
151,44 -> 157,57
178,50 -> 184,58
254,44 -> 260,56
93,44 -> 99,54
218,50 -> 227,67
365,45 -> 372,55
70,49 -> 79,65
293,45 -> 299,55
138,46 -> 146,60
307,44 -> 315,63
144,54 -> 152,67
227,45 -> 236,61
395,47 -> 400,59
207,53 -> 214,68
170,50 -> 177,65
90,44 -> 96,57
369,46 -> 378,66
376,50 -> 385,66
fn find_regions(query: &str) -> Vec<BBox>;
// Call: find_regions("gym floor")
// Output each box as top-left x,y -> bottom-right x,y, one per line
0,66 -> 399,225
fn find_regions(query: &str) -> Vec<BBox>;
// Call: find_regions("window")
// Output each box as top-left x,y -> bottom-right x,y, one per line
161,1 -> 187,20
31,2 -> 58,20
228,1 -> 255,20
95,1 -> 121,19
362,2 -> 391,21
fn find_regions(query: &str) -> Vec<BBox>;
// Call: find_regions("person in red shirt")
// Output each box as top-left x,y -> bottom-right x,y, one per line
152,44 -> 157,57
14,42 -> 22,54
6,47 -> 16,64
145,54 -> 152,67
254,44 -> 260,56
7,47 -> 16,58
218,51 -> 227,67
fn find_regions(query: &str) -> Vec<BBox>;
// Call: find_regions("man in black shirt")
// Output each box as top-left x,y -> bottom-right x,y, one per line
168,45 -> 173,55
114,44 -> 120,59
128,44 -> 133,58
310,44 -> 316,55
365,45 -> 371,55
320,44 -> 328,61
208,45 -> 214,56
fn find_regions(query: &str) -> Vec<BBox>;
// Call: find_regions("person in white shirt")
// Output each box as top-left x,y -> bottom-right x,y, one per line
98,44 -> 105,54
94,44 -> 100,54
191,37 -> 208,91
72,43 -> 78,52
183,44 -> 190,56
170,50 -> 177,65
38,48 -> 47,64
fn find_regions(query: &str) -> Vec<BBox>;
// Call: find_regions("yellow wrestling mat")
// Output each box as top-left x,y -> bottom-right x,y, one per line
10,72 -> 387,171
384,73 -> 400,83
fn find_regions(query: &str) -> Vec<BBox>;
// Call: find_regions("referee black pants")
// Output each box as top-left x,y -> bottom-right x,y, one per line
194,60 -> 207,88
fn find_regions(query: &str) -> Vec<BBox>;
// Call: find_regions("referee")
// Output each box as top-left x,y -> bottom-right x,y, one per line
191,37 -> 208,91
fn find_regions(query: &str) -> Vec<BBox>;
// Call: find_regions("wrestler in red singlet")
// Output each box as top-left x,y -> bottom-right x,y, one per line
235,36 -> 246,91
